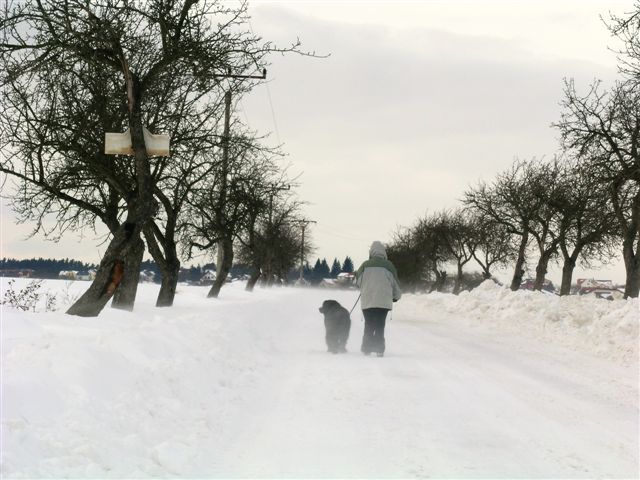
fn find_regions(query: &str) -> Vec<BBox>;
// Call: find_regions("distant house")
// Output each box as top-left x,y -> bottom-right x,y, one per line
319,273 -> 357,290
76,269 -> 96,281
200,270 -> 216,285
576,278 -> 624,300
139,270 -> 156,283
58,270 -> 78,280
319,278 -> 338,288
336,272 -> 356,287
0,269 -> 35,278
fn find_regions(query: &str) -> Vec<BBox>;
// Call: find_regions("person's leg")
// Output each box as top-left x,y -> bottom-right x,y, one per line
361,309 -> 375,354
371,308 -> 388,355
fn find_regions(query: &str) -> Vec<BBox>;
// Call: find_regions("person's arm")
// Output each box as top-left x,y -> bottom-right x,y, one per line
355,264 -> 365,288
392,275 -> 402,302
389,264 -> 402,301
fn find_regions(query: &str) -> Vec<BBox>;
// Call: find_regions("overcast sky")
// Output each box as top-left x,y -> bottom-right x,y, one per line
1,0 -> 634,283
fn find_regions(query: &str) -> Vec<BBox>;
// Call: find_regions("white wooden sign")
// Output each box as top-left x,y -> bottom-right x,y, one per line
105,127 -> 170,156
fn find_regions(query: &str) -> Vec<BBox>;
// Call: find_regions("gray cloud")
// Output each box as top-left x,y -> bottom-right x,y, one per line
1,3 -> 626,282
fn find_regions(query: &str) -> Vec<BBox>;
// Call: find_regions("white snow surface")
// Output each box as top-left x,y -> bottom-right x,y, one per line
1,278 -> 638,478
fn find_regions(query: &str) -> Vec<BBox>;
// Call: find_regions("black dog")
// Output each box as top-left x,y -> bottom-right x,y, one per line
318,300 -> 351,354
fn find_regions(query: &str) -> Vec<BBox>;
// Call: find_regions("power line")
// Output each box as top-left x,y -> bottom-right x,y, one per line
264,81 -> 281,145
291,219 -> 316,282
315,224 -> 373,242
247,17 -> 281,145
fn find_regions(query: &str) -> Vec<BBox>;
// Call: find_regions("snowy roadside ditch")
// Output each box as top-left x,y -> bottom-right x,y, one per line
396,280 -> 639,365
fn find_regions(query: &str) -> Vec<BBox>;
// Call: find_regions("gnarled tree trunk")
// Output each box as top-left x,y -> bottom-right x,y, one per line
67,74 -> 154,316
533,251 -> 553,291
559,257 -> 576,296
144,225 -> 181,307
510,232 -> 528,291
453,263 -> 463,294
208,237 -> 234,298
245,264 -> 261,292
112,236 -> 145,309
67,218 -> 146,316
623,235 -> 640,298
156,255 -> 180,307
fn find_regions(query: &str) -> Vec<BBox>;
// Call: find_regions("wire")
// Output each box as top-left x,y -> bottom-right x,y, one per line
315,224 -> 372,242
264,83 -> 281,145
247,17 -> 281,145
238,98 -> 251,127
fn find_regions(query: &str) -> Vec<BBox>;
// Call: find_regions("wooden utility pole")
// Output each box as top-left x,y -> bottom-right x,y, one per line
208,68 -> 267,298
262,183 -> 290,286
214,89 -> 232,280
293,219 -> 316,284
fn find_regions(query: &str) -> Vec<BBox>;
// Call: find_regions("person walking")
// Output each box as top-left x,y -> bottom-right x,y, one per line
355,241 -> 402,357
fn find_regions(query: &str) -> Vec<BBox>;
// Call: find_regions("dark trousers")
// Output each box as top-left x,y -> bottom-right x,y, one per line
361,308 -> 389,354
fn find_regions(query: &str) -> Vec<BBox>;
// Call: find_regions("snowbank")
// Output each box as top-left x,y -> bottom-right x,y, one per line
1,278 -> 638,478
1,279 -> 293,477
397,280 -> 639,365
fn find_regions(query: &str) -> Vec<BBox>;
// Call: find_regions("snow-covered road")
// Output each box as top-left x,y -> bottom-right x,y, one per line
211,289 -> 637,478
1,279 -> 638,478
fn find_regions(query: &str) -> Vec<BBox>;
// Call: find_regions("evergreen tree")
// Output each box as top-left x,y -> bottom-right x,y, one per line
311,258 -> 323,284
189,265 -> 203,283
342,256 -> 354,273
330,258 -> 342,278
302,262 -> 313,281
0,257 -> 97,279
319,259 -> 331,278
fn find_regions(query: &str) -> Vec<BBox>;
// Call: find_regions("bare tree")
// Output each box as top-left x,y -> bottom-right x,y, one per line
555,79 -> 640,298
608,3 -> 640,83
526,159 -> 566,291
264,204 -> 309,284
183,132 -> 284,297
437,209 -> 477,294
1,0 -> 305,314
0,53 -> 142,310
464,160 -> 544,291
413,212 -> 452,292
237,188 -> 303,291
386,227 -> 427,291
467,213 -> 515,280
553,158 -> 618,295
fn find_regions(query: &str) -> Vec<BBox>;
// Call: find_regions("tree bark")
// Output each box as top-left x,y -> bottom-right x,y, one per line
67,73 -> 153,316
245,264 -> 261,292
144,225 -> 181,307
453,263 -> 463,294
429,269 -> 447,293
67,219 -> 145,316
510,232 -> 528,291
156,260 -> 180,307
111,236 -> 145,309
154,243 -> 180,308
559,256 -> 576,296
208,237 -> 234,298
533,251 -> 552,291
623,236 -> 640,298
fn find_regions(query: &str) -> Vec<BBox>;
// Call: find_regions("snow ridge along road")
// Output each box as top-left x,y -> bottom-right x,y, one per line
1,279 -> 638,478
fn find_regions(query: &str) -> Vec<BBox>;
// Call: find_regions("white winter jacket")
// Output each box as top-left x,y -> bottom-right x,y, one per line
356,241 -> 402,310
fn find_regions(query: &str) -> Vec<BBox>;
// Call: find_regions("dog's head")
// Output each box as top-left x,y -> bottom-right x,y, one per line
319,299 -> 341,314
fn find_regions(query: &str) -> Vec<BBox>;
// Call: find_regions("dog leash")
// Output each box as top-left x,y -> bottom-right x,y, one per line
349,293 -> 361,315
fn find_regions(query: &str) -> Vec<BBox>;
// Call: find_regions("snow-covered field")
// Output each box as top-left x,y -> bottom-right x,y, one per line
1,277 -> 638,478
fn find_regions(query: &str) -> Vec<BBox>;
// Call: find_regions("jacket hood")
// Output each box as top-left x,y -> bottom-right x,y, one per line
369,241 -> 387,259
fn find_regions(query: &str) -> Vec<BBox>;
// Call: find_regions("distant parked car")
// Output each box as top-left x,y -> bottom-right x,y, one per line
576,278 -> 624,300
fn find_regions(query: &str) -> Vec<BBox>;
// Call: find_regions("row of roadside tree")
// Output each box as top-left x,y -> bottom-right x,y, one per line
387,7 -> 640,299
0,1 -> 314,316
